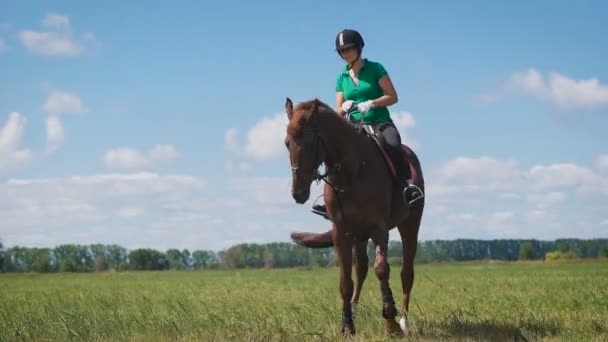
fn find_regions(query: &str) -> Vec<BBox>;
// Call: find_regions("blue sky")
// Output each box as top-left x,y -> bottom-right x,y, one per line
1,1 -> 607,251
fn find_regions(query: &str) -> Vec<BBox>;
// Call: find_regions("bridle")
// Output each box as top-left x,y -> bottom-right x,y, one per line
289,110 -> 347,194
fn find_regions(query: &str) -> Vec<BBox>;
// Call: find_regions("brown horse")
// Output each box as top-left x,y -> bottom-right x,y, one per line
284,97 -> 425,336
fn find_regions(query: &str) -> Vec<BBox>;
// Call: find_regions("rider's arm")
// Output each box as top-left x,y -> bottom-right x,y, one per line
372,74 -> 399,108
336,91 -> 346,115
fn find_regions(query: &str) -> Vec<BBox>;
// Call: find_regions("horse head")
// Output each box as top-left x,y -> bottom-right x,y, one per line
284,97 -> 329,204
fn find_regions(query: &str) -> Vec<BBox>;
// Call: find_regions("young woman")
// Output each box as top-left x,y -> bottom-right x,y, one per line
312,29 -> 424,218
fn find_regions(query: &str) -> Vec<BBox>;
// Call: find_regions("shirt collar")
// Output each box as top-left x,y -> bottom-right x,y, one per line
343,58 -> 368,74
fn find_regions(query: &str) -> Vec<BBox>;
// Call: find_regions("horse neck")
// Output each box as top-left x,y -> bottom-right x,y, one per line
316,109 -> 365,170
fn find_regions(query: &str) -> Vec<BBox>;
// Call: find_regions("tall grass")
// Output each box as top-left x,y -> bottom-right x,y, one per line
1,261 -> 607,341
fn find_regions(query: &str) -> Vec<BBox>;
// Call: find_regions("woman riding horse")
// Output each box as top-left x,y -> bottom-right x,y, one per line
312,29 -> 424,218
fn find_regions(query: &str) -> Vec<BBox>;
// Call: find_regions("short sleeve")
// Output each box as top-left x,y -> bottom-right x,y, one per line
335,73 -> 343,92
375,62 -> 388,78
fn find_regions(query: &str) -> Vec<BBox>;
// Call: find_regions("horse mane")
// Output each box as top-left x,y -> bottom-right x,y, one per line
289,98 -> 359,137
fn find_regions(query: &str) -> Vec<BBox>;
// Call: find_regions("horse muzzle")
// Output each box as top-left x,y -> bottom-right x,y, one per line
292,188 -> 311,204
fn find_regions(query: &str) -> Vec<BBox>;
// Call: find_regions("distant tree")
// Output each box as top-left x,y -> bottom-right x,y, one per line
94,255 -> 108,271
192,250 -> 218,269
0,240 -> 5,272
220,245 -> 245,268
128,249 -> 170,270
601,243 -> 608,258
519,241 -> 536,260
106,245 -> 128,270
167,249 -> 187,270
60,258 -> 78,272
264,250 -> 275,268
54,244 -> 94,272
32,248 -> 54,272
545,251 -> 579,261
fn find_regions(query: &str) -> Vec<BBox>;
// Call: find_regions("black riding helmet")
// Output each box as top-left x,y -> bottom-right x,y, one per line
335,29 -> 364,59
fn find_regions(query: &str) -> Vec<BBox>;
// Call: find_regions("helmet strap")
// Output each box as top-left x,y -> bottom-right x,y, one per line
347,50 -> 363,70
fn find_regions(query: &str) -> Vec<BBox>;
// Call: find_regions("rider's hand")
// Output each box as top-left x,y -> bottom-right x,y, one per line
341,100 -> 354,113
356,100 -> 374,114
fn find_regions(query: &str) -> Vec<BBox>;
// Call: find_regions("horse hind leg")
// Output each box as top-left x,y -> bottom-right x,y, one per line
371,226 -> 403,336
397,205 -> 424,333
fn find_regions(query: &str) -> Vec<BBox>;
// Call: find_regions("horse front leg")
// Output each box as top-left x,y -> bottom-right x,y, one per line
371,227 -> 403,336
332,227 -> 355,336
351,238 -> 369,320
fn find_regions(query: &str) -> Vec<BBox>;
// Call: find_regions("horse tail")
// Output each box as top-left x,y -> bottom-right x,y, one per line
290,230 -> 333,248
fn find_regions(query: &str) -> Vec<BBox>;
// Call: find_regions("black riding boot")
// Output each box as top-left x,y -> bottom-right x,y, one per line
388,146 -> 424,206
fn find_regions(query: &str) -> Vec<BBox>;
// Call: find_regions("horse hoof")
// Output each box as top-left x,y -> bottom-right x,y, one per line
399,317 -> 409,333
386,319 -> 404,336
341,323 -> 356,336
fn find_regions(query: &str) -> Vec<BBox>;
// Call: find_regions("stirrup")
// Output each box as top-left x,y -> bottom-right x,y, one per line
404,184 -> 424,206
311,196 -> 330,220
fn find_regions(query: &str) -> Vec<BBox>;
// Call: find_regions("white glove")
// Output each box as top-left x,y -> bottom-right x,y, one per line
356,100 -> 374,113
341,100 -> 354,113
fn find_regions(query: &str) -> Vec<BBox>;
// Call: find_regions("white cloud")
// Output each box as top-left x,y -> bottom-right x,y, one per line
42,13 -> 69,28
43,89 -> 83,115
104,148 -> 148,170
488,211 -> 515,226
596,154 -> 608,173
392,110 -> 420,150
19,30 -> 81,56
229,177 -> 292,206
224,128 -> 238,152
528,191 -> 565,209
507,68 -> 547,98
0,172 -> 221,250
41,89 -> 84,154
427,157 -> 522,201
239,162 -> 251,172
484,68 -> 608,111
422,154 -> 606,240
0,171 -> 318,251
45,116 -> 63,154
526,209 -> 556,225
447,212 -> 477,224
244,112 -> 288,160
19,12 -> 95,57
527,163 -> 605,194
103,144 -> 179,170
418,153 -> 608,241
435,156 -> 521,183
499,193 -> 520,200
0,112 -> 33,174
427,155 -> 608,203
392,111 -> 416,131
148,144 -> 178,162
116,207 -> 144,219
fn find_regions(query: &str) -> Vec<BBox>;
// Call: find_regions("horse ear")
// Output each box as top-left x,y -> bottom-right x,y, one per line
285,97 -> 294,121
311,98 -> 319,115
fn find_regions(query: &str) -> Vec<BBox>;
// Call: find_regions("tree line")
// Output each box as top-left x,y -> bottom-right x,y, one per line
1,238 -> 607,273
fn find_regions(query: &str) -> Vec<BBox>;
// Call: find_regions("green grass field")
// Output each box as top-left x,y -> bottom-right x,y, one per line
1,260 -> 607,341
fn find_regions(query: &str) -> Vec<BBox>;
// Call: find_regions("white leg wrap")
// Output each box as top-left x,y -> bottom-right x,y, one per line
399,317 -> 409,332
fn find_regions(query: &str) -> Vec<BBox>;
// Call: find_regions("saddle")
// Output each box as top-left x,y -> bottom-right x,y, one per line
361,124 -> 418,185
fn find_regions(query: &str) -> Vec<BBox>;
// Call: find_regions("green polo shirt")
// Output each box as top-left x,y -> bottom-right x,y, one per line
336,59 -> 392,124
